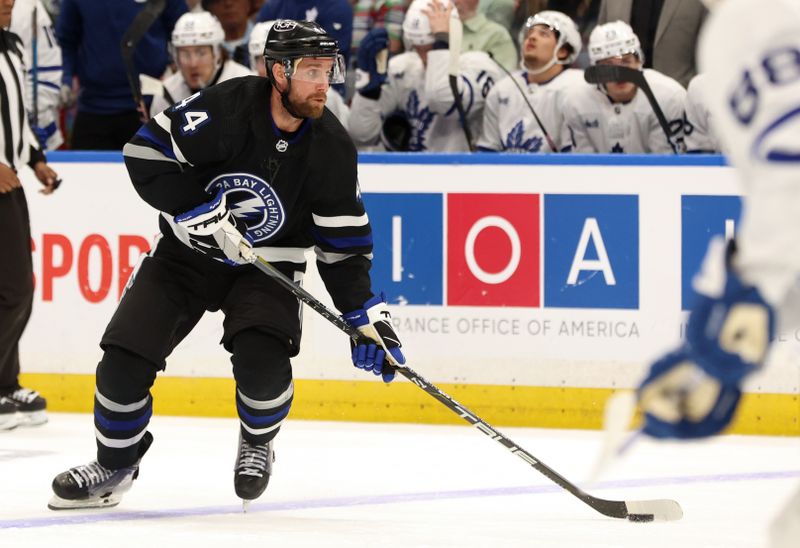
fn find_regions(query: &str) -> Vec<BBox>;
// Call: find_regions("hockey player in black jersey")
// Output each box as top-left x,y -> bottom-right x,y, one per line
49,20 -> 405,510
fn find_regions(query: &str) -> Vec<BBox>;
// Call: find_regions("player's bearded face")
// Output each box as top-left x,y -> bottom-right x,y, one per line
287,57 -> 334,118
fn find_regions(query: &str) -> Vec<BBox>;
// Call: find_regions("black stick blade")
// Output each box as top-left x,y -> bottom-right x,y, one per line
584,65 -> 643,86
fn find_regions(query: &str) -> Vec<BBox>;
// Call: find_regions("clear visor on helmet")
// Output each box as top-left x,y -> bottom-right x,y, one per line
283,54 -> 346,85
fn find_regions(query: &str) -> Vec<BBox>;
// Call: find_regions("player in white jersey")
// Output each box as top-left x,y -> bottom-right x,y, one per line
631,1 -> 800,546
562,21 -> 686,154
149,11 -> 252,117
478,10 -> 585,153
683,73 -> 719,153
10,0 -> 62,150
249,20 -> 350,129
349,0 -> 501,152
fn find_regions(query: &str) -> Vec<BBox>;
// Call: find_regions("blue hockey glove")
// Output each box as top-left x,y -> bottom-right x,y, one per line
637,238 -> 775,439
343,293 -> 405,383
33,121 -> 57,148
174,188 -> 254,266
355,28 -> 389,95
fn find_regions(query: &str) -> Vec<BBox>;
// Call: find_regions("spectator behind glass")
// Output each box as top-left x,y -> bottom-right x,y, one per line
149,11 -> 252,117
597,0 -> 707,88
478,0 -> 516,30
561,20 -> 686,153
55,0 -> 186,150
10,0 -> 63,150
453,0 -> 517,71
478,10 -> 585,153
352,0 -> 406,55
256,0 -> 353,66
201,0 -> 259,68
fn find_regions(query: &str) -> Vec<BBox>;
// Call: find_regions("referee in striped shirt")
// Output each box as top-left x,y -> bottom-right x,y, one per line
0,0 -> 59,429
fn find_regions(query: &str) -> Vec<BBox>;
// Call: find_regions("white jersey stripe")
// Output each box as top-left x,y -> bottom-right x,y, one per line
312,212 -> 369,228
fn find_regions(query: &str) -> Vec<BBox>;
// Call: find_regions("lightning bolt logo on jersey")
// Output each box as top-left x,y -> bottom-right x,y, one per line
205,173 -> 286,243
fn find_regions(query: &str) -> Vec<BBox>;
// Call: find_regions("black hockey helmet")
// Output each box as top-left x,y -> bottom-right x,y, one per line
264,20 -> 340,62
264,20 -> 346,119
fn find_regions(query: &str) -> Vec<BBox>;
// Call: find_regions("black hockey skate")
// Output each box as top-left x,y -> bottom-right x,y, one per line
0,396 -> 19,431
48,431 -> 153,510
234,433 -> 274,502
1,387 -> 47,426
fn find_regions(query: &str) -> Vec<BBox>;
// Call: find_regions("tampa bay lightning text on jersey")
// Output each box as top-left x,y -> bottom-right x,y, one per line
121,76 -> 374,313
205,173 -> 286,243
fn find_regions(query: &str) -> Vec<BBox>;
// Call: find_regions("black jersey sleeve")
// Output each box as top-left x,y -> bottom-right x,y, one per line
122,88 -> 231,215
310,116 -> 374,313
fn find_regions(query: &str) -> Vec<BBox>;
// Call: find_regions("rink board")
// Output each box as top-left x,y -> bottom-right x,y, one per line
17,152 -> 800,435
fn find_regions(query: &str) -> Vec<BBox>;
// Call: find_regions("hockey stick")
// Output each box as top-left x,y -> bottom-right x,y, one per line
447,17 -> 475,151
487,53 -> 558,152
31,5 -> 39,128
247,253 -> 683,522
584,65 -> 679,154
120,0 -> 166,122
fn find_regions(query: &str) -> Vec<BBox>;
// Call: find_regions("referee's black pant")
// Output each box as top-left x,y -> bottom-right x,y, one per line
0,187 -> 33,392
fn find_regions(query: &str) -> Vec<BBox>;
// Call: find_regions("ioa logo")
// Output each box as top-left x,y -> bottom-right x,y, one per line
273,20 -> 297,32
205,173 -> 286,243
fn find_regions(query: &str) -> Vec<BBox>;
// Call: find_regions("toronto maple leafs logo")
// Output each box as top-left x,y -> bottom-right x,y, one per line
205,173 -> 286,243
405,91 -> 435,151
503,121 -> 543,152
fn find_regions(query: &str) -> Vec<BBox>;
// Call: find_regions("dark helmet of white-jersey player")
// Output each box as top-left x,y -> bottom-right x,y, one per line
263,20 -> 345,119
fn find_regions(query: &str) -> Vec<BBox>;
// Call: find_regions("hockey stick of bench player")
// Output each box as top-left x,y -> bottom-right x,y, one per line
120,0 -> 166,122
31,5 -> 39,129
487,53 -> 557,153
247,253 -> 683,523
584,65 -> 679,154
448,17 -> 475,151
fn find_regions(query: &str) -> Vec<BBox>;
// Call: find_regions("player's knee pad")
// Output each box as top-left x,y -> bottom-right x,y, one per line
95,346 -> 159,469
230,330 -> 293,444
230,329 -> 292,399
96,345 -> 159,403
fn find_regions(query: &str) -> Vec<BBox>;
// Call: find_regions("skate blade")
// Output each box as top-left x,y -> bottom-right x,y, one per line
47,493 -> 122,511
242,499 -> 250,513
0,414 -> 20,431
18,410 -> 47,427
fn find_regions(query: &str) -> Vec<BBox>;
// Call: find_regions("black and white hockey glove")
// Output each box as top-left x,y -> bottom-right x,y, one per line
343,293 -> 405,383
174,189 -> 255,266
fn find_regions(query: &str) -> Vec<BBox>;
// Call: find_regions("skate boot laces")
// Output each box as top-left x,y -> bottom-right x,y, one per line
69,461 -> 116,491
10,388 -> 40,404
237,440 -> 272,477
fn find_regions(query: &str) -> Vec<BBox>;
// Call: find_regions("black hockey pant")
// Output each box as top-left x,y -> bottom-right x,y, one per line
93,238 -> 298,469
0,188 -> 33,392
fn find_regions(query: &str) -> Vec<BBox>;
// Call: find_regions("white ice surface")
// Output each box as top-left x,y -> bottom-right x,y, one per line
1,413 -> 798,548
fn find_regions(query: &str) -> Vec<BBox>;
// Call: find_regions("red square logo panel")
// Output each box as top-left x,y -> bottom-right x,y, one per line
447,193 -> 540,307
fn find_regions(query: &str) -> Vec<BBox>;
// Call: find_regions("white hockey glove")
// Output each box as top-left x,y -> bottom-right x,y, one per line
174,189 -> 255,266
637,238 -> 775,439
342,293 -> 405,383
